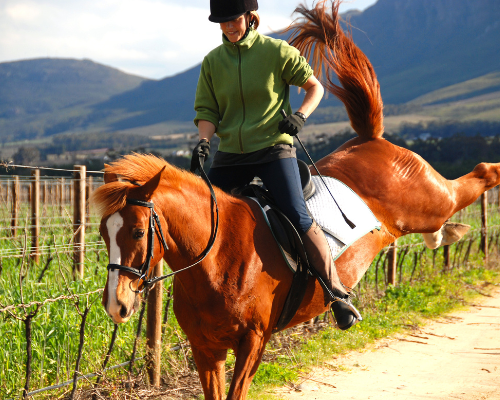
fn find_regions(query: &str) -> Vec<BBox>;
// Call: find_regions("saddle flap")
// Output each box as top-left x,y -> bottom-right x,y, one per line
297,159 -> 316,201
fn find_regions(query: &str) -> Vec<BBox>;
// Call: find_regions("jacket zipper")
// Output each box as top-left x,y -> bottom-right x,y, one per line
236,45 -> 246,153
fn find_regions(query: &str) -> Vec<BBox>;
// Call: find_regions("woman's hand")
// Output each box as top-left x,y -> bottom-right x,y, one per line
278,112 -> 306,136
190,120 -> 216,172
190,139 -> 210,172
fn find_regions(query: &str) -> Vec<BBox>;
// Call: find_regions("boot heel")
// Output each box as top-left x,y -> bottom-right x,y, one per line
331,299 -> 362,331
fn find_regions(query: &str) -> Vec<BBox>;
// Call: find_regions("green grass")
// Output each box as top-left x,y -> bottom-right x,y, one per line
246,202 -> 500,399
0,201 -> 165,398
248,265 -> 500,399
0,197 -> 498,399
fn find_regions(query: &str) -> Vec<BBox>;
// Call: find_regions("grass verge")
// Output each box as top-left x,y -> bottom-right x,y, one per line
248,261 -> 500,400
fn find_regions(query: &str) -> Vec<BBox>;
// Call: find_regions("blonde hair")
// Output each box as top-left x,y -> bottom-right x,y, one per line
248,11 -> 260,29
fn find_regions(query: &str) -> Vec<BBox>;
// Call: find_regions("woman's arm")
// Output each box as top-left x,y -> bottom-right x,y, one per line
198,120 -> 217,142
296,75 -> 324,117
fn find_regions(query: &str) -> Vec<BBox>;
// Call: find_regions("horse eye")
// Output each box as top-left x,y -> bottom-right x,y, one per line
133,229 -> 145,240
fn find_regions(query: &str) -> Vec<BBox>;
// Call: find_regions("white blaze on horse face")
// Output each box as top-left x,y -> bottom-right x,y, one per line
106,212 -> 124,320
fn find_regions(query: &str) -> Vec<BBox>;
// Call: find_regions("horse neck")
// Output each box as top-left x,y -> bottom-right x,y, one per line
154,180 -> 236,298
155,183 -> 265,302
157,182 -> 215,259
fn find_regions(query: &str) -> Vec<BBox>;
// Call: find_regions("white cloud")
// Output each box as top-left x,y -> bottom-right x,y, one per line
0,0 -> 377,79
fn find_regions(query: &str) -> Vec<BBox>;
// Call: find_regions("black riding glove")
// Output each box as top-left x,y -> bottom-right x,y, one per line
190,139 -> 210,172
278,112 -> 306,136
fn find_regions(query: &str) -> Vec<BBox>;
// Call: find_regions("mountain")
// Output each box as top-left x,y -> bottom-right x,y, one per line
86,0 -> 500,130
92,65 -> 202,131
1,0 -> 499,140
0,58 -> 148,117
347,0 -> 500,103
0,58 -> 149,140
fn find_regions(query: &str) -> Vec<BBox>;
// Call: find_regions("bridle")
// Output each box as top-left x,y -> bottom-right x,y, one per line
106,164 -> 219,292
107,198 -> 168,292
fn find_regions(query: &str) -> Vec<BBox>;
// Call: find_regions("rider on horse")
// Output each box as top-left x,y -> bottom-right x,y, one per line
191,0 -> 359,330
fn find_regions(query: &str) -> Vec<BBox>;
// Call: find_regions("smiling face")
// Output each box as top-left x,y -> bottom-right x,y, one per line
220,14 -> 250,43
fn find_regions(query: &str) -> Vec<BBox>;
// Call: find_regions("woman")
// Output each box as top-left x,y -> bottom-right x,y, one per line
191,0 -> 359,330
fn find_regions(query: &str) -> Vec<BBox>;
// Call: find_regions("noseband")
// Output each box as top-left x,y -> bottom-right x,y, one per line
107,198 -> 169,292
106,165 -> 219,292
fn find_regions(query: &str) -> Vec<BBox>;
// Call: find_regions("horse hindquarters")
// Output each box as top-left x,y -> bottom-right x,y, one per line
452,162 -> 500,213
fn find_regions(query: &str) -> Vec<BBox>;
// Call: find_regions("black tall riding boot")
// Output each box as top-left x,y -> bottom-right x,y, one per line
301,221 -> 361,330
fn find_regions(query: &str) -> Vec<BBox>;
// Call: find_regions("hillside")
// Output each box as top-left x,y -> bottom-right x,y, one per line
0,58 -> 149,140
1,0 -> 500,141
82,0 -> 500,130
347,0 -> 500,103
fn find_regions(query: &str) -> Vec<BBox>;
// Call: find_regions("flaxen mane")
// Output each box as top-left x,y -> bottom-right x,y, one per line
285,0 -> 384,139
91,153 -> 196,218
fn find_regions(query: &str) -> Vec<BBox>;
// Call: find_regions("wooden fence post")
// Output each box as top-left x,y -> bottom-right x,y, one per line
11,176 -> 19,237
387,240 -> 397,285
42,180 -> 48,204
73,166 -> 86,279
481,191 -> 488,264
60,178 -> 66,215
86,176 -> 93,224
31,170 -> 40,264
146,260 -> 163,387
443,245 -> 450,272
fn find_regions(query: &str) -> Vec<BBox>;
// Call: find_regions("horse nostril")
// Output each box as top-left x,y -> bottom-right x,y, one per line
120,304 -> 128,318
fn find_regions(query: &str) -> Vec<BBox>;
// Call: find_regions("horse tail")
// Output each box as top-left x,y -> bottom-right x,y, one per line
286,0 -> 384,140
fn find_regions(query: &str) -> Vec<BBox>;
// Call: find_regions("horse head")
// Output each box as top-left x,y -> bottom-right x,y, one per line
96,166 -> 169,323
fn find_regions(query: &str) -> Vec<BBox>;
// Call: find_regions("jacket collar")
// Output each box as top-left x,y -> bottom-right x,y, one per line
222,28 -> 259,50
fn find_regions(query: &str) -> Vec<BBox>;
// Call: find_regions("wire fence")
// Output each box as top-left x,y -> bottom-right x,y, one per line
0,164 -> 499,399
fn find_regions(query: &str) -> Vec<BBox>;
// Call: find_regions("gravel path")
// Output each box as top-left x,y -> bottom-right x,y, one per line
276,287 -> 500,400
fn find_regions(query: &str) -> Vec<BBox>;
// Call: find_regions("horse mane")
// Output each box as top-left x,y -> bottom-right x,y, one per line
91,153 -> 196,218
285,0 -> 384,140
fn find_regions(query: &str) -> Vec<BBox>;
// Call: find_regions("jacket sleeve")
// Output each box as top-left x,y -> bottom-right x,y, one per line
280,41 -> 313,87
194,57 -> 220,128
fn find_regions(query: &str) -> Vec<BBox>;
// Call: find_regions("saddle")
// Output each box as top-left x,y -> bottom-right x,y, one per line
241,160 -> 317,332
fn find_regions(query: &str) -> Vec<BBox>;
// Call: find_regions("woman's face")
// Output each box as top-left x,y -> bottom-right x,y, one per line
220,14 -> 249,43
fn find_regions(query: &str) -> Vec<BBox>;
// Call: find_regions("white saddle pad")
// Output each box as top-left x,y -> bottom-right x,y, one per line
306,176 -> 381,260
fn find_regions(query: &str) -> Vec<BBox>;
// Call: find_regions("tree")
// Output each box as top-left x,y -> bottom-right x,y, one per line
12,147 -> 40,165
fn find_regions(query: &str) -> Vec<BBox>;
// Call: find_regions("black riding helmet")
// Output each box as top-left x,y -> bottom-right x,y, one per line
209,0 -> 258,23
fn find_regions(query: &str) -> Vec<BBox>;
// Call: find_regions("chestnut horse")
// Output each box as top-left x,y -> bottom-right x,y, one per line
92,1 -> 500,398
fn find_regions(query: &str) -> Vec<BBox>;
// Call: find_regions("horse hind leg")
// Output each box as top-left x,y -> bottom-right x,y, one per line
422,221 -> 471,249
191,347 -> 227,400
452,162 -> 500,213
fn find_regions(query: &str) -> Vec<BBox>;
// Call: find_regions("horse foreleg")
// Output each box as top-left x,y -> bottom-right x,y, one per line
227,331 -> 268,400
451,162 -> 500,213
191,347 -> 227,400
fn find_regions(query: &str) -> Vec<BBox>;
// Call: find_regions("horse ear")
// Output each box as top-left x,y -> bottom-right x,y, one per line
104,172 -> 118,183
134,166 -> 167,201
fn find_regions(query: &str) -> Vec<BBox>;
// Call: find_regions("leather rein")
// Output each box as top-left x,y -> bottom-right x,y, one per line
106,163 -> 219,292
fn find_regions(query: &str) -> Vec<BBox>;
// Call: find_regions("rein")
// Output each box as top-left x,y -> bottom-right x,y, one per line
106,163 -> 219,292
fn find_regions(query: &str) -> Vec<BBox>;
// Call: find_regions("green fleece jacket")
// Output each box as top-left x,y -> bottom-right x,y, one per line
194,28 -> 313,154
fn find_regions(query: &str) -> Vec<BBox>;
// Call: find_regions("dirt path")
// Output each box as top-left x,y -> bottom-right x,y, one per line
276,287 -> 500,400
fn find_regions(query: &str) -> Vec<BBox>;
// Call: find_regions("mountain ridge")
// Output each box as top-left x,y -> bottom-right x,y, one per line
1,0 -> 499,139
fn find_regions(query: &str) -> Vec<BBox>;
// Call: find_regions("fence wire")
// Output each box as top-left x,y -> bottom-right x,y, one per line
0,168 -> 498,399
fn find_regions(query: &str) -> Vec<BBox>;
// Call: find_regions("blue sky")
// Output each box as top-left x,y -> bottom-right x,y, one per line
0,0 -> 377,79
